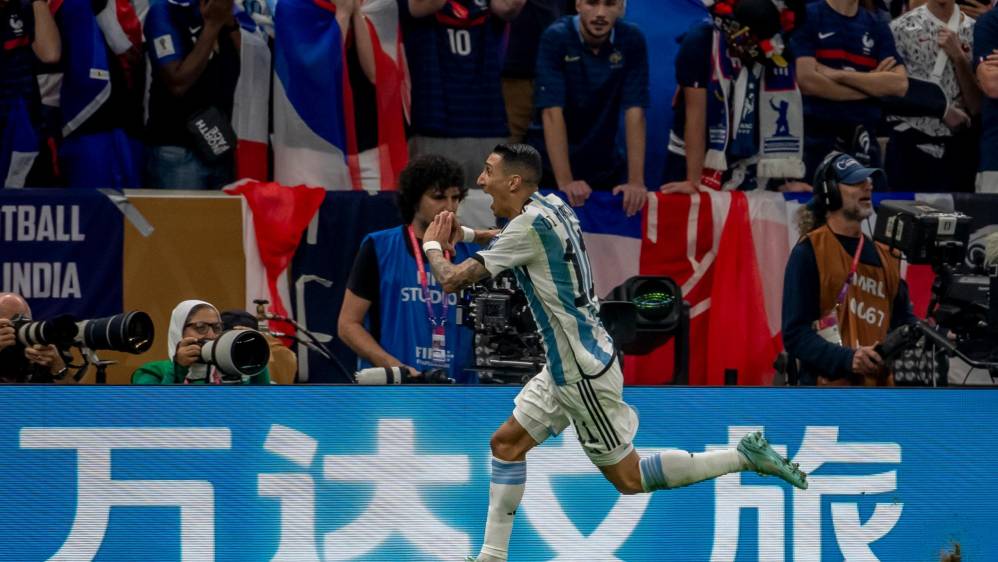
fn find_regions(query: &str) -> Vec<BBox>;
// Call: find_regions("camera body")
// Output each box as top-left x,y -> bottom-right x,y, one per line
873,200 -> 972,266
458,271 -> 546,384
873,201 -> 996,370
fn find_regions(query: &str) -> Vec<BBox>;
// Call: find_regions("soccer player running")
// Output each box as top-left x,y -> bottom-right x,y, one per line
422,143 -> 808,562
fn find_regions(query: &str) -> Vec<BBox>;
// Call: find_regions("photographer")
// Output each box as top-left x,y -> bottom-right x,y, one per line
0,293 -> 69,383
782,152 -> 917,386
338,155 -> 492,383
220,309 -> 297,384
132,300 -> 270,384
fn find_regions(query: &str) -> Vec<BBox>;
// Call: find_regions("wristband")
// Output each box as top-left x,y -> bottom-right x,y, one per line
462,226 -> 475,243
422,240 -> 443,254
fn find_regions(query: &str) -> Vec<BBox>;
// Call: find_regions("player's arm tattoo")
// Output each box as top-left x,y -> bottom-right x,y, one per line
426,251 -> 489,293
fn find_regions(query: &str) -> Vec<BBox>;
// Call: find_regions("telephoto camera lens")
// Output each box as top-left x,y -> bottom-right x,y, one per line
199,329 -> 271,380
76,311 -> 155,354
13,315 -> 79,348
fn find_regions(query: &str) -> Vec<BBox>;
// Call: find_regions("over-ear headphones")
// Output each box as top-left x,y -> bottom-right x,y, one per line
812,151 -> 846,212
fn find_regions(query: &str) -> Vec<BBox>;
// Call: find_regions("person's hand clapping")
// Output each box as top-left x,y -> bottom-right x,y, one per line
424,211 -> 455,252
200,0 -> 235,30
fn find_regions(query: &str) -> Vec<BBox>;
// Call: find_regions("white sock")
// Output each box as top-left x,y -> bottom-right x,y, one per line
478,457 -> 526,561
639,448 -> 748,492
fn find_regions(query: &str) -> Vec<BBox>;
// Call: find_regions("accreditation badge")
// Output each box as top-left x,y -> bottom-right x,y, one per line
430,325 -> 447,365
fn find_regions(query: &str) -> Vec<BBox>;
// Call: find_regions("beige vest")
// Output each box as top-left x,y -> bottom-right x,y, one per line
808,225 -> 901,386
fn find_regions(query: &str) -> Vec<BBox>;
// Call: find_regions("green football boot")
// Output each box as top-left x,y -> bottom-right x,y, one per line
738,431 -> 808,490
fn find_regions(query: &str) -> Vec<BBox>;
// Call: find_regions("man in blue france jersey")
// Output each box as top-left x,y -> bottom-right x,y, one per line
974,7 -> 998,192
0,0 -> 59,188
143,0 -> 241,189
422,143 -> 808,562
791,0 -> 907,182
400,0 -> 525,189
526,0 -> 649,216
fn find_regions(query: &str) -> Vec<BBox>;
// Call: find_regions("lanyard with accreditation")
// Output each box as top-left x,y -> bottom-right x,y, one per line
407,225 -> 451,366
814,233 -> 865,344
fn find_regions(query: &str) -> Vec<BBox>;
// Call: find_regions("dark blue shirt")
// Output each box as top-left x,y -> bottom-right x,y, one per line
399,0 -> 508,138
974,9 -> 998,173
782,233 -> 916,384
528,16 -> 649,189
669,20 -> 712,149
144,0 -> 240,147
502,0 -> 568,79
1,1 -> 37,104
790,1 -> 899,125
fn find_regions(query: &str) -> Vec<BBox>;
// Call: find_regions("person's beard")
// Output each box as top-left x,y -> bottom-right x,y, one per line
842,205 -> 871,223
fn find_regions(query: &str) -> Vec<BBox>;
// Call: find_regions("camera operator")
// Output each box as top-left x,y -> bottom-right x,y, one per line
337,155 -> 496,383
782,152 -> 917,386
132,300 -> 270,384
0,292 -> 69,383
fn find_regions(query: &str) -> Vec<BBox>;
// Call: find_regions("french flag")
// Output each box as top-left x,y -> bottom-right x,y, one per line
272,0 -> 359,190
358,0 -> 409,189
624,191 -> 787,385
233,11 -> 272,181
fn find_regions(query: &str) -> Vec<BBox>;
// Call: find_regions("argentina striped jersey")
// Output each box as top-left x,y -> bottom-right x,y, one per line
474,193 -> 615,385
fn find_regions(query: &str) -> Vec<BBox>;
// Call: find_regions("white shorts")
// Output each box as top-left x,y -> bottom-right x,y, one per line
512,361 -> 638,467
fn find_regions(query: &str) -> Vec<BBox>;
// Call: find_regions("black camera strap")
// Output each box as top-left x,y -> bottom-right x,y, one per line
579,349 -> 620,380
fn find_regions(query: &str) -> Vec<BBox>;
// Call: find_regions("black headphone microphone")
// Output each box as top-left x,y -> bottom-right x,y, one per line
812,151 -> 846,212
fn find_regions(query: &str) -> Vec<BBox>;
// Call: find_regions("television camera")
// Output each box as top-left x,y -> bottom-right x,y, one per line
458,273 -> 690,384
873,200 -> 998,382
458,271 -> 546,384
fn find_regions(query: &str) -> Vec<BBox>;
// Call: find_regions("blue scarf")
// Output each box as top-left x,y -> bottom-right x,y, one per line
705,31 -> 804,189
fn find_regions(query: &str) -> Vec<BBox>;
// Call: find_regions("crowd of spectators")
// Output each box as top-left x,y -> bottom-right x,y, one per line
3,0 -> 998,196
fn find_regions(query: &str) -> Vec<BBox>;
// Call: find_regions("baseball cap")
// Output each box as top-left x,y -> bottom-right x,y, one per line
830,153 -> 882,185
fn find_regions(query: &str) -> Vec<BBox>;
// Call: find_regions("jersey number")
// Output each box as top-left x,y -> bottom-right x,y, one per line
447,29 -> 472,56
552,202 -> 596,308
564,237 -> 596,308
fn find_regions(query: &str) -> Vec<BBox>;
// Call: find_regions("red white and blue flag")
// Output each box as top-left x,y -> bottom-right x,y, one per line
272,0 -> 358,190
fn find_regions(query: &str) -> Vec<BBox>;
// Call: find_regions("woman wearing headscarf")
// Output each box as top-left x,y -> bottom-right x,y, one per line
132,299 -> 271,384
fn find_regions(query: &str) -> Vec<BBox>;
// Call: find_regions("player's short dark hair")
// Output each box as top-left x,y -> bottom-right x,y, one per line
397,155 -> 467,224
492,143 -> 542,186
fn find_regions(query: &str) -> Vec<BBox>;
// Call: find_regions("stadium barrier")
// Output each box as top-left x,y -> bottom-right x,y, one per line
0,386 -> 992,560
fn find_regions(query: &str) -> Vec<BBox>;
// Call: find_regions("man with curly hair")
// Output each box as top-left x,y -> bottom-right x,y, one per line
337,154 -> 496,382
